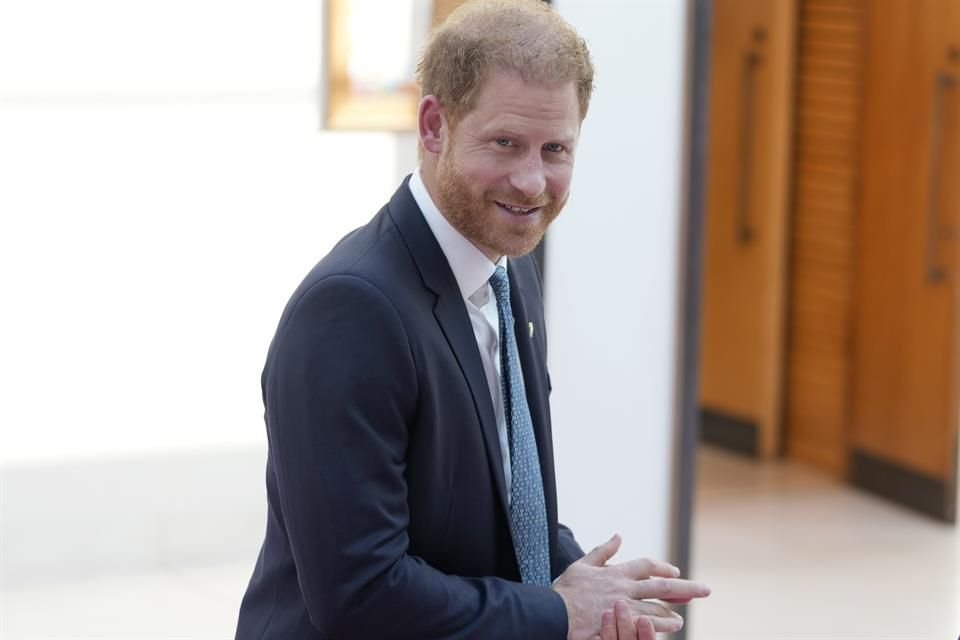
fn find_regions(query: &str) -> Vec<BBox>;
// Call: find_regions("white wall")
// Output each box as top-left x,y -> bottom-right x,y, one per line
0,0 -> 424,586
0,0 -> 411,465
547,0 -> 689,563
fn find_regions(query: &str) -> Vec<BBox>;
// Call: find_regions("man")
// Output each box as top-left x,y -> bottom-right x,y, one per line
236,2 -> 709,639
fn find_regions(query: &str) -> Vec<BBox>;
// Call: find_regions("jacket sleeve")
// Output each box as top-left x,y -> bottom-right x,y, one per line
264,274 -> 568,640
555,523 -> 585,575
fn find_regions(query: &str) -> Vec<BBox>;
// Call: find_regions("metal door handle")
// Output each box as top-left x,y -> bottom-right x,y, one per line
735,48 -> 762,246
925,72 -> 958,283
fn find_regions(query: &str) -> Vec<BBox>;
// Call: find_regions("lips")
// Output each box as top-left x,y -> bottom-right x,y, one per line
496,201 -> 541,216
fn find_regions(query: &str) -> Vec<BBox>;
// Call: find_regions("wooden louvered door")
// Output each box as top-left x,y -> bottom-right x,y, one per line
849,0 -> 960,522
699,0 -> 796,458
783,0 -> 864,476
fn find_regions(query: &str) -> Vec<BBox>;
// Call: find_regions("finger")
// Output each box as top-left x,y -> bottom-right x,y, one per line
601,609 -> 617,640
615,601 -> 636,640
635,616 -> 657,640
629,602 -> 683,633
628,599 -> 675,620
644,613 -> 683,634
617,557 -> 680,579
582,533 -> 622,567
662,597 -> 693,605
628,577 -> 711,601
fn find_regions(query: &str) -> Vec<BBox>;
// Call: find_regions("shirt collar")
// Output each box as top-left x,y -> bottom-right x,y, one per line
408,167 -> 507,301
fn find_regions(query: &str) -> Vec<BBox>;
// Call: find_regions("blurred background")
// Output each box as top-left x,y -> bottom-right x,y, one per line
0,0 -> 957,639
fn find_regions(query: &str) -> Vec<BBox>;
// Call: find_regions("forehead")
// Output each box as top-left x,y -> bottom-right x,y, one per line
458,68 -> 580,141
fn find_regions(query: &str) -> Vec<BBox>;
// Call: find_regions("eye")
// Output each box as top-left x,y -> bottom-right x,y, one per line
496,138 -> 514,147
544,142 -> 565,153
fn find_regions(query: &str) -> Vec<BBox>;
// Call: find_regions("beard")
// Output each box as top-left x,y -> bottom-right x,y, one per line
434,149 -> 567,259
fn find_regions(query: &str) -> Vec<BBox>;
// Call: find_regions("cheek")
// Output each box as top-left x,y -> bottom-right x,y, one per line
462,161 -> 509,192
546,165 -> 573,197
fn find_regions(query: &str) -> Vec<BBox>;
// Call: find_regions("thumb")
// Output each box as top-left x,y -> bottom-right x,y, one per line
582,533 -> 622,566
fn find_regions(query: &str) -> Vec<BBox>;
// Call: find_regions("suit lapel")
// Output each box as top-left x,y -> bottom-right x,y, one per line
431,293 -> 510,514
387,178 -> 510,518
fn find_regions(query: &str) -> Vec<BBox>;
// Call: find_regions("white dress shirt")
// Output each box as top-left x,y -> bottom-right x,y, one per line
408,169 -> 514,497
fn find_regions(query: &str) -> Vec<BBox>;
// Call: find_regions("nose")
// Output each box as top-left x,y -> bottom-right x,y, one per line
508,152 -> 546,200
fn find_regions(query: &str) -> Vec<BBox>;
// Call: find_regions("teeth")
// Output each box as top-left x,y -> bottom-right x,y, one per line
501,203 -> 534,214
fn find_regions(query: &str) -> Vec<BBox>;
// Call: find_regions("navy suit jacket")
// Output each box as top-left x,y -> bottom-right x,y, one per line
236,177 -> 584,639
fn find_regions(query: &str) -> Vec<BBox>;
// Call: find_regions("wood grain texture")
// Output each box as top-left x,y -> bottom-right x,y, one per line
699,0 -> 796,458
784,0 -> 865,475
851,0 -> 959,484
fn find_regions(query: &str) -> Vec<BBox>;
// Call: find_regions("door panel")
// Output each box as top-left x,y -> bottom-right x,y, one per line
851,0 -> 959,522
699,0 -> 796,458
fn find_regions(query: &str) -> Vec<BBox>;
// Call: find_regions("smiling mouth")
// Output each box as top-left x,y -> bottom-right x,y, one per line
496,201 -> 540,216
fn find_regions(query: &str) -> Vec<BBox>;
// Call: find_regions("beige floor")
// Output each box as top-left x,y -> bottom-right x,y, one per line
688,445 -> 959,640
2,446 -> 957,639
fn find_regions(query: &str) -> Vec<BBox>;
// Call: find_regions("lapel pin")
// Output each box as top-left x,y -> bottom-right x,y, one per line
528,321 -> 534,338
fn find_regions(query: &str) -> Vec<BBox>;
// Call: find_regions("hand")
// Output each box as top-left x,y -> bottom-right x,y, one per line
553,534 -> 710,640
590,602 -> 658,640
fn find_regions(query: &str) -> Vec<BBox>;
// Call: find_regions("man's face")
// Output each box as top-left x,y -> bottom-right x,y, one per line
434,68 -> 581,260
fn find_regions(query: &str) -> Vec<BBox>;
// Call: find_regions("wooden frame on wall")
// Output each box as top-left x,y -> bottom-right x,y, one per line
324,0 -> 466,130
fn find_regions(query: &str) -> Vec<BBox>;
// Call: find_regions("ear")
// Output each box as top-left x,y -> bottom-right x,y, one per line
418,95 -> 446,155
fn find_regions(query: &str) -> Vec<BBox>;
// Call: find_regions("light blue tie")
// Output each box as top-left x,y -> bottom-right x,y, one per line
489,266 -> 551,586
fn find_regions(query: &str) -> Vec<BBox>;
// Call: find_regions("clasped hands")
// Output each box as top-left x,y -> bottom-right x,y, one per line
553,534 -> 711,640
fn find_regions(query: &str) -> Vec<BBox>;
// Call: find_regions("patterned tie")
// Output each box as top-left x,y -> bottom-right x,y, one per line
489,266 -> 551,586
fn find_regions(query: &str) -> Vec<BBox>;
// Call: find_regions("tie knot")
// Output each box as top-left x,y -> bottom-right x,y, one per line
489,266 -> 511,308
